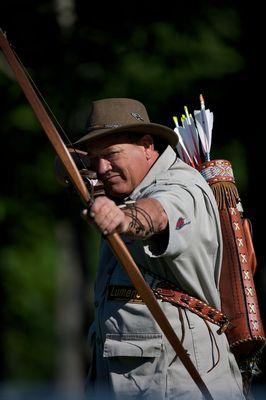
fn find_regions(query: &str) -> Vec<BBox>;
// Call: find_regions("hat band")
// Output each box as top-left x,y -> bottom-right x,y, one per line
86,123 -> 122,132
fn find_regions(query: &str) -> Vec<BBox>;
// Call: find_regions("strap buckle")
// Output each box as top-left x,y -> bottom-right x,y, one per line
217,319 -> 230,335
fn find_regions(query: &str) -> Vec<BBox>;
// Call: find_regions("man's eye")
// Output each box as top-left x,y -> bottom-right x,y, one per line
89,151 -> 120,167
105,151 -> 119,160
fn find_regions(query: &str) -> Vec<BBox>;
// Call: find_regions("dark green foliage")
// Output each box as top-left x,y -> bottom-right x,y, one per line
0,0 -> 265,390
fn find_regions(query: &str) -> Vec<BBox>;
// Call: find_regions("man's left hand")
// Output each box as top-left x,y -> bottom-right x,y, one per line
82,196 -> 128,235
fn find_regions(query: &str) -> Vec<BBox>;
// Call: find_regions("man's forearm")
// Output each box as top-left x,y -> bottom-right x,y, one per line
123,198 -> 168,238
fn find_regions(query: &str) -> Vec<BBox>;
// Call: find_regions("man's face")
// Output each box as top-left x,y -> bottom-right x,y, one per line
87,134 -> 158,198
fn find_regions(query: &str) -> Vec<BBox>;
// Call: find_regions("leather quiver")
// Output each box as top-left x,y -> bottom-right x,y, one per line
200,160 -> 266,365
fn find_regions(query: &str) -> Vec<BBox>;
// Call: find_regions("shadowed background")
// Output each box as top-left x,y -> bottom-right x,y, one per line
0,0 -> 265,398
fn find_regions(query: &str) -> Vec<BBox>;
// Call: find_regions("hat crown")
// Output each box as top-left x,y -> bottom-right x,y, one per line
74,97 -> 178,149
86,98 -> 150,131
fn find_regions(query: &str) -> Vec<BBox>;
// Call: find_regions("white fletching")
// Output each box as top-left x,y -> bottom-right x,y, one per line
173,95 -> 214,165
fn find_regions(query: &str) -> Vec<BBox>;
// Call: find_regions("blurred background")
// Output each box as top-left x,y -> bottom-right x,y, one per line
0,0 -> 265,398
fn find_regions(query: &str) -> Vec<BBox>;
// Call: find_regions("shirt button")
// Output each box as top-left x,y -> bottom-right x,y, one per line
94,301 -> 99,307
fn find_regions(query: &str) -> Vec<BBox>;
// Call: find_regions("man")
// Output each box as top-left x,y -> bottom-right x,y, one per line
75,98 -> 244,399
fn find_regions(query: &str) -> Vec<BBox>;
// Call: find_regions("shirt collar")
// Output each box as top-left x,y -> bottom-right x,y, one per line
128,145 -> 177,200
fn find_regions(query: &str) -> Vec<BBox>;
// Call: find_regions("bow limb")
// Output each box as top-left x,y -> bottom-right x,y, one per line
0,29 -> 213,400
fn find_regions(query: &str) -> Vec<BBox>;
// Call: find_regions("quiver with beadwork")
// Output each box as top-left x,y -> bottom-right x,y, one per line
199,159 -> 266,366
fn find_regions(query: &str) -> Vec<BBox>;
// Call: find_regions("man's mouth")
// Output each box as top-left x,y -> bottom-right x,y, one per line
102,174 -> 121,183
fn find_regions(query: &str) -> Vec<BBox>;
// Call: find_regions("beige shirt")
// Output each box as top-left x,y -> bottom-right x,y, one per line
126,144 -> 223,308
88,145 -> 243,400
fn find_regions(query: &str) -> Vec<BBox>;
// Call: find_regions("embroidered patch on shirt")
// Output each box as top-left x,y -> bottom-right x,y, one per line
175,217 -> 191,230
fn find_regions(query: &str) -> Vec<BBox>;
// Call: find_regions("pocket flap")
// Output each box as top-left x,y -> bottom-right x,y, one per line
103,333 -> 163,358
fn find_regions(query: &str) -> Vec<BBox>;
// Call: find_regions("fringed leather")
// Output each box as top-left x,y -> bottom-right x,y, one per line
211,181 -> 240,210
199,159 -> 266,367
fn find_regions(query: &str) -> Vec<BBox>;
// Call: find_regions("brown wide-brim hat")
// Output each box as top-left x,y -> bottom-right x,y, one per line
74,98 -> 178,149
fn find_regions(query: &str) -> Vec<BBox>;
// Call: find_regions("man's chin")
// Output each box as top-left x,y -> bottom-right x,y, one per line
105,183 -> 130,198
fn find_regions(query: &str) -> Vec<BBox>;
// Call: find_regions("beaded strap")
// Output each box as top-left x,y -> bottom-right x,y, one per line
200,159 -> 235,185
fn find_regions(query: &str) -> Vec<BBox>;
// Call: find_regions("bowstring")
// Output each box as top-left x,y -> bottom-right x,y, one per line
12,46 -> 88,171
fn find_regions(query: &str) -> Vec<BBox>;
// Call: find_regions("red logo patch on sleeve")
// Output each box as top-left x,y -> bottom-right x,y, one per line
175,217 -> 191,230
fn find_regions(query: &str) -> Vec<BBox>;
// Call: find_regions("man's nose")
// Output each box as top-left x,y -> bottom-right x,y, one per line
97,157 -> 112,174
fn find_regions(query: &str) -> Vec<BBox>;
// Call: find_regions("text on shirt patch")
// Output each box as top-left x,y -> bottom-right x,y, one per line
175,217 -> 191,230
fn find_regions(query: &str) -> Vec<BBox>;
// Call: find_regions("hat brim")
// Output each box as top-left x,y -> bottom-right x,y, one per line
74,122 -> 178,150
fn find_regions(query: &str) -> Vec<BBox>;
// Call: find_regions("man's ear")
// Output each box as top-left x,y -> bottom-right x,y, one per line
139,135 -> 155,160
